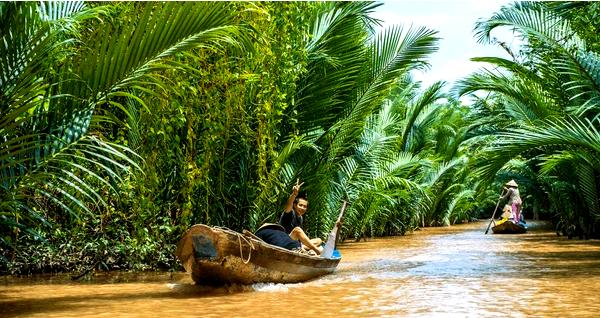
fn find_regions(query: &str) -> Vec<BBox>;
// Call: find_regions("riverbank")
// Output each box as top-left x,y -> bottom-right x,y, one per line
0,219 -> 562,278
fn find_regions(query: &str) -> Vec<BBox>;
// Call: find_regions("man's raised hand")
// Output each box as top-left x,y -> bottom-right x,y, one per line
292,179 -> 304,196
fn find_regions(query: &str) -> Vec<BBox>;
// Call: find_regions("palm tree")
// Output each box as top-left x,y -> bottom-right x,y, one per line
250,2 -> 441,238
455,1 -> 600,236
0,2 -> 251,246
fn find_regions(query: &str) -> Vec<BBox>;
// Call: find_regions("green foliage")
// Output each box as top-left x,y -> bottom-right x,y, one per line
1,1 -> 253,274
459,1 -> 600,237
13,1 -> 600,275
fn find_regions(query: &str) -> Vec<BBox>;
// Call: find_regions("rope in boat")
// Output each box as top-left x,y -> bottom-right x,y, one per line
213,226 -> 255,264
237,233 -> 254,264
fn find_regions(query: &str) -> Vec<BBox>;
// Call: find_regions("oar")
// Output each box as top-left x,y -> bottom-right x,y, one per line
485,190 -> 505,234
321,200 -> 348,258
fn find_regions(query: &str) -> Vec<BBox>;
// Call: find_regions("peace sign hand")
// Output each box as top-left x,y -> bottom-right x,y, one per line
292,179 -> 304,196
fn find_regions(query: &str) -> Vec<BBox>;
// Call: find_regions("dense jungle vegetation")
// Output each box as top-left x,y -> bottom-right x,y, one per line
2,1 -> 600,275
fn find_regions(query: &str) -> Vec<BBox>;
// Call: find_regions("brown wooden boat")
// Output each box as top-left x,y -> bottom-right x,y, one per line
175,224 -> 341,285
492,220 -> 527,234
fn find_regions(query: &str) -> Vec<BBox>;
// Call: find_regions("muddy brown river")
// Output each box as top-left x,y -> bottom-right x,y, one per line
2,220 -> 600,317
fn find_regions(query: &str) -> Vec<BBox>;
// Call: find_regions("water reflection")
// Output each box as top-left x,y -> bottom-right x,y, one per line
2,221 -> 600,317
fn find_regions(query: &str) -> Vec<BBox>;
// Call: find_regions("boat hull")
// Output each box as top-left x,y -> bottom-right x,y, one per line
492,220 -> 527,234
175,224 -> 341,285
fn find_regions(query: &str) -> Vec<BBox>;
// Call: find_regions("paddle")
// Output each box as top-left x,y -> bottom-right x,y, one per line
485,189 -> 506,234
321,200 -> 348,258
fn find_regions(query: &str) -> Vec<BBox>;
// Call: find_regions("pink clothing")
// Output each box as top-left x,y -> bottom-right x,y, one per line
512,202 -> 522,222
502,187 -> 522,222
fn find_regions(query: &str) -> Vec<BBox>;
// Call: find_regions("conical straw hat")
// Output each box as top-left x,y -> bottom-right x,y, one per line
506,180 -> 518,187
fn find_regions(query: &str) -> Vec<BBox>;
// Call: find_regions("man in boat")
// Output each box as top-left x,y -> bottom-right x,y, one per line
500,180 -> 523,223
254,223 -> 304,251
278,179 -> 323,255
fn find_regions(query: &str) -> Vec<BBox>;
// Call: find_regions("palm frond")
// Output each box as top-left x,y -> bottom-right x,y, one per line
557,50 -> 600,117
350,24 -> 439,125
1,2 -> 251,233
401,81 -> 445,150
443,189 -> 475,225
477,117 -> 600,181
474,2 -> 584,50
296,2 -> 372,132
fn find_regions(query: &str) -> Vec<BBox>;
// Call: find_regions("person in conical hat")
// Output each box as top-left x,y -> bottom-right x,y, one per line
500,179 -> 523,223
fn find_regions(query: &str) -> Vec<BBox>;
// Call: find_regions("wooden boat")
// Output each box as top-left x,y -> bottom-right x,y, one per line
492,220 -> 527,234
175,224 -> 341,285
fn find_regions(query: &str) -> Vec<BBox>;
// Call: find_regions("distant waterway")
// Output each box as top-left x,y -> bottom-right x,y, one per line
2,220 -> 600,317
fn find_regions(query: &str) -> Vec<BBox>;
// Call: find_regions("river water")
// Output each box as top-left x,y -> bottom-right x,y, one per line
2,220 -> 600,317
